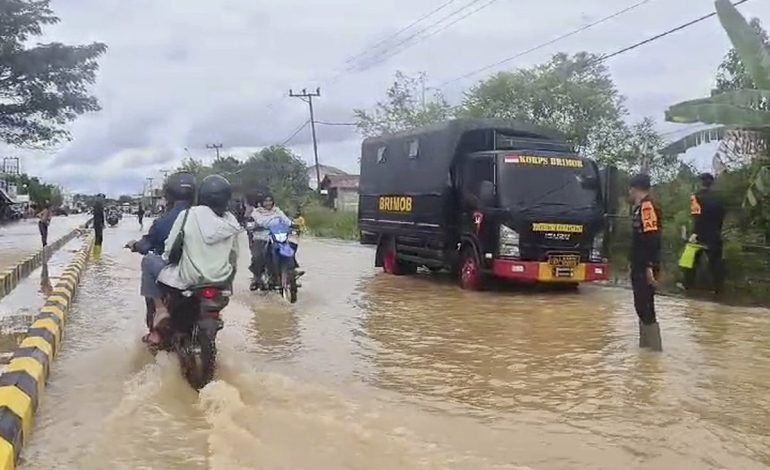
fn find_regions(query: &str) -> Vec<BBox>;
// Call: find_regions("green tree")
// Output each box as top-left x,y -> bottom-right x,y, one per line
664,0 -> 770,219
0,0 -> 107,146
353,71 -> 454,137
7,173 -> 60,207
241,145 -> 309,209
460,52 -> 630,165
177,157 -> 214,182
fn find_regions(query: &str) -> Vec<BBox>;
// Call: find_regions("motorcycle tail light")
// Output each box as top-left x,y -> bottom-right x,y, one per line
201,288 -> 219,300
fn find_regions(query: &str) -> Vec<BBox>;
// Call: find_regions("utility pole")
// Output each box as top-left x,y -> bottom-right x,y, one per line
206,143 -> 223,160
290,87 -> 322,193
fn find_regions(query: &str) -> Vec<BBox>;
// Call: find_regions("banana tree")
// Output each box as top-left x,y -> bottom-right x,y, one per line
663,0 -> 770,208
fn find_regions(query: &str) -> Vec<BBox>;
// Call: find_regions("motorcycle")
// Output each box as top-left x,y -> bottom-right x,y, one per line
106,212 -> 120,227
155,283 -> 231,390
246,219 -> 300,304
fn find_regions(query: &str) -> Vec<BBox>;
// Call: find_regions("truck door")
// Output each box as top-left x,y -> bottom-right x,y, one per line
460,154 -> 496,248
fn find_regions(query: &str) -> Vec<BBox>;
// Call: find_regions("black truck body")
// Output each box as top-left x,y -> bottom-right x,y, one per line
358,119 -> 616,289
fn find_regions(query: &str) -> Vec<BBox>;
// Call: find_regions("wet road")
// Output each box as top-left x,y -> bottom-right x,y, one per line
0,215 -> 88,270
15,219 -> 770,469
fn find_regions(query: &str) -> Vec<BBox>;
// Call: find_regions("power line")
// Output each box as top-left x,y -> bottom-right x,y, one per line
439,0 -> 655,88
343,0 -> 458,66
386,0 -> 501,60
350,0 -> 498,72
280,120 -> 310,146
588,0 -> 752,66
316,121 -> 357,126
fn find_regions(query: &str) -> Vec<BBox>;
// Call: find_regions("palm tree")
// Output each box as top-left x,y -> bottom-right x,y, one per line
663,0 -> 770,207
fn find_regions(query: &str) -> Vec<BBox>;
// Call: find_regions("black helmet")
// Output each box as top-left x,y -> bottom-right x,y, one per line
199,175 -> 232,216
163,172 -> 196,203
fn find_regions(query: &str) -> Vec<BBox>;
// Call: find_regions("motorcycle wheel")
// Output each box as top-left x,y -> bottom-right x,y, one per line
281,266 -> 298,304
180,330 -> 217,390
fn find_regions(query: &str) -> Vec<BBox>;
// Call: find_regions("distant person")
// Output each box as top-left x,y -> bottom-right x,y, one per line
37,202 -> 52,247
294,209 -> 306,235
137,203 -> 145,230
685,173 -> 726,294
628,174 -> 662,352
92,194 -> 106,247
248,194 -> 292,290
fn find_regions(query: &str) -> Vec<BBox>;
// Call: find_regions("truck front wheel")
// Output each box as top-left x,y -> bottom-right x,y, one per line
459,248 -> 484,291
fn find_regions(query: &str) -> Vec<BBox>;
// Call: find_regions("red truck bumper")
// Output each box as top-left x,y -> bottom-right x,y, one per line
492,260 -> 609,284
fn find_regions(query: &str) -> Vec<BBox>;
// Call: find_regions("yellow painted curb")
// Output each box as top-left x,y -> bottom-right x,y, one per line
0,233 -> 94,470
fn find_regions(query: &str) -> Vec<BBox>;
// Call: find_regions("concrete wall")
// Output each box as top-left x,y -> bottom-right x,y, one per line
335,189 -> 358,212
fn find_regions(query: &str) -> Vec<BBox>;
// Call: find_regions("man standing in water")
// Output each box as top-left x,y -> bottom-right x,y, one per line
92,194 -> 105,247
685,172 -> 726,294
37,201 -> 52,247
628,174 -> 663,351
137,203 -> 145,230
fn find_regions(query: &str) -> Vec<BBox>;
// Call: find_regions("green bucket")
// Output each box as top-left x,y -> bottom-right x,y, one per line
678,242 -> 704,270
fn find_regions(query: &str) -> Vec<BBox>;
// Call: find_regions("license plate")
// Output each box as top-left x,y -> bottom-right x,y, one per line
548,255 -> 579,267
552,267 -> 574,278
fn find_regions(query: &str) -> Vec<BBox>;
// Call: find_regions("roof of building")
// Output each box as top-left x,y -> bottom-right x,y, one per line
308,164 -> 348,177
320,174 -> 360,189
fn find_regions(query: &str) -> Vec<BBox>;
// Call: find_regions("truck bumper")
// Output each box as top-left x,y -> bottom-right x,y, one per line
492,260 -> 609,283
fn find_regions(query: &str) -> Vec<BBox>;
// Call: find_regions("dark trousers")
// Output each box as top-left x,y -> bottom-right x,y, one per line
94,224 -> 104,246
249,239 -> 268,279
683,242 -> 724,292
631,269 -> 657,325
38,221 -> 49,246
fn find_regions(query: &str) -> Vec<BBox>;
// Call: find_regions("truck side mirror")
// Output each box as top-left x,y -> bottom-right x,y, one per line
599,166 -> 619,215
479,180 -> 496,207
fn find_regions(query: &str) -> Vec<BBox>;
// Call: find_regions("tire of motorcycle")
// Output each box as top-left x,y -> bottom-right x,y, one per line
181,331 -> 217,391
280,266 -> 298,304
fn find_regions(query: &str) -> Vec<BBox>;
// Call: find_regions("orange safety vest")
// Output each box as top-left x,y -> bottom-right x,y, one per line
690,194 -> 702,216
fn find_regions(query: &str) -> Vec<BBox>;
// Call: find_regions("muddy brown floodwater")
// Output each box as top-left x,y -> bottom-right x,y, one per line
12,220 -> 770,469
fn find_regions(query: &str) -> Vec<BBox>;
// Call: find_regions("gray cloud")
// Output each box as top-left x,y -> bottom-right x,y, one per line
18,0 -> 769,194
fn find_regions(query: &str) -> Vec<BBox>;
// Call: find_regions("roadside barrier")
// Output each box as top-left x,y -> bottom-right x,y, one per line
0,233 -> 94,470
0,221 -> 92,300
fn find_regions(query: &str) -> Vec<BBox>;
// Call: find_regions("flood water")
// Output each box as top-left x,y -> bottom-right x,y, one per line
14,219 -> 770,469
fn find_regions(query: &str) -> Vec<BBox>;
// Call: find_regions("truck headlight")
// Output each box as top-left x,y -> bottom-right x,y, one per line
499,224 -> 520,258
591,232 -> 604,262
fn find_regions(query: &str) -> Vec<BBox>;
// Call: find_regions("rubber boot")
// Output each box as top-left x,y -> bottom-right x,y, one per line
638,320 -> 648,348
642,322 -> 663,352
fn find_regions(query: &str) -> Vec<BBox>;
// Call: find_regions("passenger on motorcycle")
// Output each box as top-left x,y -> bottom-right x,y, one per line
126,171 -> 196,345
157,175 -> 241,296
247,194 -> 294,290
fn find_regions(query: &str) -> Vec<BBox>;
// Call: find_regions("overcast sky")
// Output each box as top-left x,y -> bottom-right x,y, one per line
7,0 -> 770,196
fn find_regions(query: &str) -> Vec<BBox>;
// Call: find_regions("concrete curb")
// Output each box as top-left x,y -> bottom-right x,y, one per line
0,233 -> 94,470
0,221 -> 92,300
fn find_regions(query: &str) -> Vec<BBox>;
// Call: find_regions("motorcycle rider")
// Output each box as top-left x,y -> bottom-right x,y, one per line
248,194 -> 294,290
156,175 -> 241,294
126,172 -> 196,345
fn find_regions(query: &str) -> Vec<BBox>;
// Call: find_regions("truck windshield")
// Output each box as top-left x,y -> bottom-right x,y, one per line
497,155 -> 600,211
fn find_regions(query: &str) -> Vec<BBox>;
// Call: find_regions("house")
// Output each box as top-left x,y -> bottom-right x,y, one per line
319,174 -> 359,212
307,164 -> 348,191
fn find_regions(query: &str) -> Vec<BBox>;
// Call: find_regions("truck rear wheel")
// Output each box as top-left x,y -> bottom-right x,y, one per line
459,248 -> 484,291
381,240 -> 416,276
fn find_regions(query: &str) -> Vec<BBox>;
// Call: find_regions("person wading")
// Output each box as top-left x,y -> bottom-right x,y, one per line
628,174 -> 663,351
685,172 -> 726,294
37,202 -> 52,247
92,194 -> 106,247
137,203 -> 146,230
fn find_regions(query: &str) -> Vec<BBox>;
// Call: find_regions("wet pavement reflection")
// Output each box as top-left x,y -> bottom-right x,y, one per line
14,221 -> 770,469
0,215 -> 87,270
